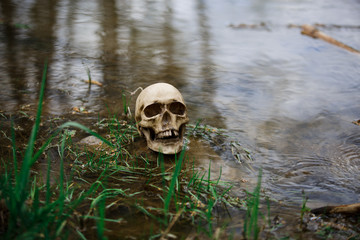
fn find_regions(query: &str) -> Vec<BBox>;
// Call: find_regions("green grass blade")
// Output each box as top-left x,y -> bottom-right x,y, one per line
96,195 -> 107,240
76,228 -> 88,240
31,121 -> 114,165
55,133 -> 67,236
207,160 -> 211,191
16,61 -> 47,199
45,156 -> 52,204
163,148 -> 186,219
10,119 -> 18,179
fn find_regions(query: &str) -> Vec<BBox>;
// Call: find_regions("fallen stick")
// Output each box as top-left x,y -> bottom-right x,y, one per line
159,208 -> 184,240
311,202 -> 360,215
301,24 -> 360,54
352,119 -> 360,126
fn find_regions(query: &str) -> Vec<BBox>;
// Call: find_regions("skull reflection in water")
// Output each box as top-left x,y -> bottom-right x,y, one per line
135,83 -> 189,154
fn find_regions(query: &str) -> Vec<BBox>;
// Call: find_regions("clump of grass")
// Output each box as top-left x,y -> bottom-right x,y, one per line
0,63 -> 54,239
122,92 -> 131,117
0,63 -> 113,239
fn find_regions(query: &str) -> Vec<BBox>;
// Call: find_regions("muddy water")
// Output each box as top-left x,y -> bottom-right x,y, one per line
1,0 -> 360,217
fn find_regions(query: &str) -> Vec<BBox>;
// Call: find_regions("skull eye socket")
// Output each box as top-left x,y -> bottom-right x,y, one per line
169,102 -> 186,115
144,103 -> 162,118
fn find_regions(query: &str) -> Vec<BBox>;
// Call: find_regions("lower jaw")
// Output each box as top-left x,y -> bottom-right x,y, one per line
154,137 -> 180,142
147,140 -> 183,155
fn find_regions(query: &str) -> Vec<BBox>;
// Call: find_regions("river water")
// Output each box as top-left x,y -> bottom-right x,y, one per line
1,0 -> 360,211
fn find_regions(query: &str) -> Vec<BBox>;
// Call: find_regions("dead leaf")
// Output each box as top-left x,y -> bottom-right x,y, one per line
352,119 -> 360,126
84,79 -> 103,86
72,107 -> 90,114
72,107 -> 80,112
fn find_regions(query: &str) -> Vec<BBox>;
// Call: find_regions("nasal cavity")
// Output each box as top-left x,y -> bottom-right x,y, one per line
162,111 -> 171,126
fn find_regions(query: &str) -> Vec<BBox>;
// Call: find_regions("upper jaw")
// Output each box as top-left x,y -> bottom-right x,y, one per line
156,129 -> 179,140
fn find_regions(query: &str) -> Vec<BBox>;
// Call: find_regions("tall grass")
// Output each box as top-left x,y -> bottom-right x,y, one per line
0,63 -> 113,239
163,150 -> 186,219
1,62 -> 49,239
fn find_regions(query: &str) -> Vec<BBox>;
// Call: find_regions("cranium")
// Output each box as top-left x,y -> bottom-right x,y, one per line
135,83 -> 189,154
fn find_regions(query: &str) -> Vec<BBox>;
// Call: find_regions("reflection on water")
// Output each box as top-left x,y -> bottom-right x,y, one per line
1,0 -> 360,210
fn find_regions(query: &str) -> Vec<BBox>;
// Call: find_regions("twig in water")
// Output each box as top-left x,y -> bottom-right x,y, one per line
159,208 -> 184,240
301,24 -> 360,54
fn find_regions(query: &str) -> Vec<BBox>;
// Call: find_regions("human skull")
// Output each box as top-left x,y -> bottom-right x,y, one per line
135,83 -> 189,154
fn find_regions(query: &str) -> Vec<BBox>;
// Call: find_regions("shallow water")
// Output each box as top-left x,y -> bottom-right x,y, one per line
1,0 -> 360,213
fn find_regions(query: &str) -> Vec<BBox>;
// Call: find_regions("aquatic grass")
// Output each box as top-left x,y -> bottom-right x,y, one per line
45,156 -> 52,204
54,132 -> 68,237
122,92 -> 129,116
172,159 -> 235,238
140,150 -> 189,226
15,62 -> 48,203
32,121 -> 113,166
82,59 -> 92,88
95,117 -> 138,164
0,63 -> 115,239
300,190 -> 310,229
1,62 -> 49,239
95,193 -> 107,240
187,121 -> 227,139
122,146 -> 235,238
243,169 -> 262,240
266,197 -> 271,229
10,120 -> 18,180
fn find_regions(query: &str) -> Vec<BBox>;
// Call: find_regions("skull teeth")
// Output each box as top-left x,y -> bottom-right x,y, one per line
156,130 -> 179,139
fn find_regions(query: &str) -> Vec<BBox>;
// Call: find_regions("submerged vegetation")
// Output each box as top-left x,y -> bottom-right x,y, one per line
1,65 -> 359,239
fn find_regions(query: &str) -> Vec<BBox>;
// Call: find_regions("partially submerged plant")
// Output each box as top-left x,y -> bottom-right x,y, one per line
244,169 -> 262,240
82,59 -> 92,88
300,190 -> 311,230
0,63 -> 112,239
